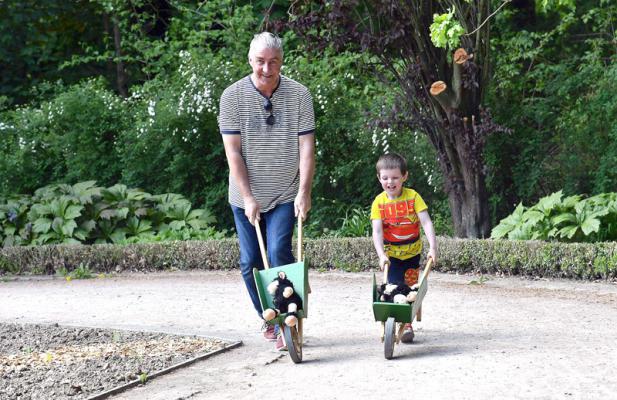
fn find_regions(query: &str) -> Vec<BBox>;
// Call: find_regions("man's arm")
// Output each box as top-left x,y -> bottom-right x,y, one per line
222,134 -> 260,225
295,133 -> 315,220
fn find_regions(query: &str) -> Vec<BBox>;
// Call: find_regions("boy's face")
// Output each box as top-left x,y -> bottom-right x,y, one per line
377,168 -> 408,199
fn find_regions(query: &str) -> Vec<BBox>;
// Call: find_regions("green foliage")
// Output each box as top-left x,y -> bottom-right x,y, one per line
0,0 -> 104,105
468,275 -> 490,285
116,49 -> 236,227
0,79 -> 127,196
0,255 -> 20,274
57,263 -> 93,279
491,191 -> 617,242
331,207 -> 371,238
0,181 -> 224,247
536,0 -> 576,14
430,7 -> 465,50
486,1 -> 617,223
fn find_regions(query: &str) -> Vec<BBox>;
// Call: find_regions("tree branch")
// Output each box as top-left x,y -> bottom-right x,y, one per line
465,0 -> 511,37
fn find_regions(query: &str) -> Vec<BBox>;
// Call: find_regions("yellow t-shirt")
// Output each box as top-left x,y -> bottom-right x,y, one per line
370,188 -> 428,260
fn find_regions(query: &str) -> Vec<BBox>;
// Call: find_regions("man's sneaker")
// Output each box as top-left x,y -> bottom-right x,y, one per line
275,334 -> 287,351
262,323 -> 277,342
400,323 -> 414,343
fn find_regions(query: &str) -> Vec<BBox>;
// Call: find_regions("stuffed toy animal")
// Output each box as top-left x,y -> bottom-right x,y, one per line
262,271 -> 304,327
377,282 -> 420,304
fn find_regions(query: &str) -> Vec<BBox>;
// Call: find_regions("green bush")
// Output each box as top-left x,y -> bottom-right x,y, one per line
0,79 -> 128,196
116,50 -> 237,228
0,181 -> 225,247
2,236 -> 615,280
491,191 -> 617,242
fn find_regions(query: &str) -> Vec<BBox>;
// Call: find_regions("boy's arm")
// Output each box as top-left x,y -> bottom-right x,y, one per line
371,219 -> 390,270
418,210 -> 437,264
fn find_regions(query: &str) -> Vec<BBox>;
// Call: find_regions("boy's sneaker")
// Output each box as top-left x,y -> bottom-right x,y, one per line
262,323 -> 277,342
275,334 -> 287,351
400,323 -> 414,343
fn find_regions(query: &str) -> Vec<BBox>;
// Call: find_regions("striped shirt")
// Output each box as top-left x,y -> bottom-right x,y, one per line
218,75 -> 315,212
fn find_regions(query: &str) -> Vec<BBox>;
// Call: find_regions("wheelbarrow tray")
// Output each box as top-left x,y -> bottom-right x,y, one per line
254,260 -> 309,325
372,272 -> 428,324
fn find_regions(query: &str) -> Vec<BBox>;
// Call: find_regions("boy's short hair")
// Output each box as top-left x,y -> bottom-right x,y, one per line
376,153 -> 408,175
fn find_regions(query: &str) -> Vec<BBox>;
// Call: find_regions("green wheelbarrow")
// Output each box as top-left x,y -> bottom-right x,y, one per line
253,218 -> 309,364
372,257 -> 434,359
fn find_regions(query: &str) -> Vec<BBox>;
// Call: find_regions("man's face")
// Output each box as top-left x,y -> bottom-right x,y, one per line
249,46 -> 282,89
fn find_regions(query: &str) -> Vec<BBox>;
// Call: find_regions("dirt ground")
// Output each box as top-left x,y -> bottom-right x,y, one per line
1,270 -> 616,400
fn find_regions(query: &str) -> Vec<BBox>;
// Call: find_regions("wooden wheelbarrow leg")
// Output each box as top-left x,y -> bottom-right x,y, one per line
413,258 -> 434,323
395,322 -> 406,344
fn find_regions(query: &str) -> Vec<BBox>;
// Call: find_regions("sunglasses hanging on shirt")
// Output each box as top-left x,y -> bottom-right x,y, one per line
263,98 -> 275,126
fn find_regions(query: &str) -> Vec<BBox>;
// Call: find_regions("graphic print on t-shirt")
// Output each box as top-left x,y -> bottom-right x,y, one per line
378,199 -> 420,245
370,188 -> 428,260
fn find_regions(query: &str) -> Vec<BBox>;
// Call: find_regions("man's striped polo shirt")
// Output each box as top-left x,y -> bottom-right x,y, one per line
218,75 -> 315,213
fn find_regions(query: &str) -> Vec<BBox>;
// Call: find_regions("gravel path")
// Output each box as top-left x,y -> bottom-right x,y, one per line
1,270 -> 617,399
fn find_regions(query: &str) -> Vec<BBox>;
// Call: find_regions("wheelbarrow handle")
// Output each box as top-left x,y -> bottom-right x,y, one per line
297,216 -> 303,262
255,216 -> 305,270
418,256 -> 434,286
382,260 -> 390,284
254,220 -> 270,270
382,256 -> 434,285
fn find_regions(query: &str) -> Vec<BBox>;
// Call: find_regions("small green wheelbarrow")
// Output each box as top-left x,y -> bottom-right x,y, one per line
372,257 -> 434,359
253,218 -> 309,364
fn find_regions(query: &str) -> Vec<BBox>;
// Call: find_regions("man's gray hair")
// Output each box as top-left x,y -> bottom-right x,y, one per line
248,32 -> 283,59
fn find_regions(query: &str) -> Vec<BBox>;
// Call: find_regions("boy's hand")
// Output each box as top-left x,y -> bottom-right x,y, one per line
427,248 -> 437,265
379,255 -> 390,271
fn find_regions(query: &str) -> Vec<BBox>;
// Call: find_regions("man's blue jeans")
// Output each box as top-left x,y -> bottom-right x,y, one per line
232,202 -> 295,317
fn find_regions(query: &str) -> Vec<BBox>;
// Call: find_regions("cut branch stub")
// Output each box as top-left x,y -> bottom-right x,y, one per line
454,48 -> 470,64
430,81 -> 457,110
430,81 -> 447,96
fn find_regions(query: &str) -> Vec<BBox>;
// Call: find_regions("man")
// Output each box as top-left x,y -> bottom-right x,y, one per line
218,32 -> 315,351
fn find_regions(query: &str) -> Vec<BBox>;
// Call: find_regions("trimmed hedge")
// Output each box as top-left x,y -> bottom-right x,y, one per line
1,237 -> 616,280
0,240 -> 240,275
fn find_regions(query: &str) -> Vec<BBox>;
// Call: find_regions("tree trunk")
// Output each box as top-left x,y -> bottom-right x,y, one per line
111,14 -> 128,97
429,48 -> 491,238
444,137 -> 491,238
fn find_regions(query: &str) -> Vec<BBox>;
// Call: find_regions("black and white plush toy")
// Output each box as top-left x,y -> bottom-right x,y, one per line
377,282 -> 420,304
262,271 -> 304,327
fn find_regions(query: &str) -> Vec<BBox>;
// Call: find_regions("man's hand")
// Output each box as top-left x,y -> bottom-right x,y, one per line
244,196 -> 260,226
294,191 -> 311,221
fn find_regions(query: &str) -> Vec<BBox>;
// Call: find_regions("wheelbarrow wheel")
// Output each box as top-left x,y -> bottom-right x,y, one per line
282,323 -> 303,363
384,317 -> 396,360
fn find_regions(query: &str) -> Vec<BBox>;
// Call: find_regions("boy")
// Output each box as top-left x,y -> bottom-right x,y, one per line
371,152 -> 437,343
